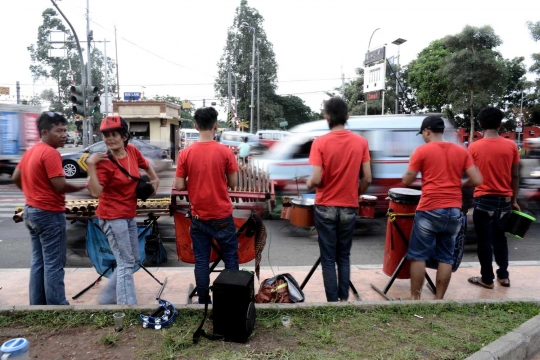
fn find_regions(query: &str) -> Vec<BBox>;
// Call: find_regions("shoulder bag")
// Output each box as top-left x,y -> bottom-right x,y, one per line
107,150 -> 155,201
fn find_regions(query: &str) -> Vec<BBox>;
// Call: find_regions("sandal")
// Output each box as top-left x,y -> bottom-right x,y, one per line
497,278 -> 510,287
468,276 -> 494,289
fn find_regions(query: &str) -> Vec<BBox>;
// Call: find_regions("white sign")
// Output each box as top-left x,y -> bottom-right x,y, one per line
516,127 -> 522,133
363,62 -> 386,93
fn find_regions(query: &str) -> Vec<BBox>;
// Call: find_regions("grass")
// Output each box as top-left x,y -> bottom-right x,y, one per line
1,302 -> 538,359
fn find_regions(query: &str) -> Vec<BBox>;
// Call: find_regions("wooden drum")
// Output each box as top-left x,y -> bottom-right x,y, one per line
290,198 -> 315,227
358,195 -> 377,218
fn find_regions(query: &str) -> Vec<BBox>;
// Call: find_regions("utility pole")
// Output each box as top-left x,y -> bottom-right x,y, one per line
257,45 -> 260,133
16,81 -> 20,104
115,25 -> 120,101
104,38 -> 109,115
203,99 -> 205,107
86,0 -> 94,144
341,69 -> 345,99
227,64 -> 232,118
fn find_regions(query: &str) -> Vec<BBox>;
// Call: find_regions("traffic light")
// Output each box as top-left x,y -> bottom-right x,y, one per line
88,86 -> 100,115
70,85 -> 86,116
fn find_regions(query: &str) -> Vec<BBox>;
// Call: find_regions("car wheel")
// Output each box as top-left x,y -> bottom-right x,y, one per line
63,161 -> 80,179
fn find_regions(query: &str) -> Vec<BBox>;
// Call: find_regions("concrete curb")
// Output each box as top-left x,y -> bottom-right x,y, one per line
2,298 -> 539,359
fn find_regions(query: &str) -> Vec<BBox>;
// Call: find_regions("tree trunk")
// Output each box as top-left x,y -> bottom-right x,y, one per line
469,90 -> 475,143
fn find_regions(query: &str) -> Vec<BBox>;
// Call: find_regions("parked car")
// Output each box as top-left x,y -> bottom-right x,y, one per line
180,129 -> 199,149
219,131 -> 269,155
61,139 -> 172,178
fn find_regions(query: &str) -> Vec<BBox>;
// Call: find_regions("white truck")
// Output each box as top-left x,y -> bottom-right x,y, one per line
0,104 -> 42,176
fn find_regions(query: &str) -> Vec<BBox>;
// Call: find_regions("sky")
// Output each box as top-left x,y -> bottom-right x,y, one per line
1,0 -> 539,121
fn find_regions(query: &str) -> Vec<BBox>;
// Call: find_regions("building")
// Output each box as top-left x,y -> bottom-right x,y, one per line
112,100 -> 183,163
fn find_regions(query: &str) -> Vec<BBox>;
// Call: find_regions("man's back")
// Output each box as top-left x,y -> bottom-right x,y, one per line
468,137 -> 519,197
176,141 -> 238,219
309,130 -> 370,207
409,142 -> 472,211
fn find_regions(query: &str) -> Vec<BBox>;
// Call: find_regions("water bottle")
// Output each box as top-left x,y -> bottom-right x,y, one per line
0,338 -> 30,360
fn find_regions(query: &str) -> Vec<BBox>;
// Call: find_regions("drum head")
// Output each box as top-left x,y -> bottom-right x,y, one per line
360,195 -> 377,201
388,188 -> 422,204
292,198 -> 315,207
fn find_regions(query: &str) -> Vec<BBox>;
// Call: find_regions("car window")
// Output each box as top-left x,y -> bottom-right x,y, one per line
386,130 -> 424,157
88,142 -> 107,153
292,140 -> 313,159
273,133 -> 281,140
260,133 -> 272,140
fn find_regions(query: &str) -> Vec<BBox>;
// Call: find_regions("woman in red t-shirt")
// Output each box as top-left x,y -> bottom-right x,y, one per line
86,116 -> 159,305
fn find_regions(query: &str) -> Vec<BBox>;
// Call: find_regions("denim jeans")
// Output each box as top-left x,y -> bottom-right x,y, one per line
190,215 -> 239,303
24,206 -> 69,305
408,208 -> 462,264
98,218 -> 139,305
473,196 -> 512,285
314,205 -> 357,302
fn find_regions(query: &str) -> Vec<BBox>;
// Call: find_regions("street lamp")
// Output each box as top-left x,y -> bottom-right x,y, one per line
366,28 -> 381,116
391,38 -> 407,114
240,22 -> 256,134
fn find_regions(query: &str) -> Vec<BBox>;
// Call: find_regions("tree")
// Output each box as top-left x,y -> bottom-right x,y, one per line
408,40 -> 449,112
28,8 -> 117,122
272,95 -> 316,128
441,25 -> 505,142
152,95 -> 195,127
527,21 -> 540,124
215,0 -> 283,131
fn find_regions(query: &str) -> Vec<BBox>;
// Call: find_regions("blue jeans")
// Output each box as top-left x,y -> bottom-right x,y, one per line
314,205 -> 357,302
408,208 -> 462,264
24,205 -> 69,305
98,218 -> 139,305
190,215 -> 239,303
473,196 -> 512,285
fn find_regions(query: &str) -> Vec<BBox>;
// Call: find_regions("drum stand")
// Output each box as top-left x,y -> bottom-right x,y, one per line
370,216 -> 436,301
299,256 -> 362,301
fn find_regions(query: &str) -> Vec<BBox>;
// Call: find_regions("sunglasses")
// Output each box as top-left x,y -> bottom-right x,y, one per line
45,111 -> 64,118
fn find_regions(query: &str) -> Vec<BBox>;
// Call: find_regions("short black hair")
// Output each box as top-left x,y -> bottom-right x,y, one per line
194,107 -> 218,131
323,97 -> 348,128
37,111 -> 68,138
478,107 -> 504,130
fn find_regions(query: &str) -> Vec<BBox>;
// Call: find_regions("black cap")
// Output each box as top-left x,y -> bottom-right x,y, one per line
417,116 -> 445,135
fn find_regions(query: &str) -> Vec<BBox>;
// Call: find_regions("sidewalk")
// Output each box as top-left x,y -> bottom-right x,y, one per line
2,261 -> 540,306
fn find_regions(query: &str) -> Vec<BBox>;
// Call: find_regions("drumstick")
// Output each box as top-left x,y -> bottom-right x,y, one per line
13,211 -> 24,223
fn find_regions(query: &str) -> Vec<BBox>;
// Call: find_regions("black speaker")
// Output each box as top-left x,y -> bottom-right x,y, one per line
212,269 -> 256,343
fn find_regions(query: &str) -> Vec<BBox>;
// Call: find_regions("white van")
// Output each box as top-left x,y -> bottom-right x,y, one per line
258,114 -> 460,209
180,129 -> 199,149
256,130 -> 291,149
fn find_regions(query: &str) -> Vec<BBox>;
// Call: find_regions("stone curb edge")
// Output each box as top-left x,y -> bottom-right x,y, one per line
2,298 -> 539,359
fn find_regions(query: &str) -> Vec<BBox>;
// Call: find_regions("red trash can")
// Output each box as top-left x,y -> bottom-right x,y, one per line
382,188 -> 422,279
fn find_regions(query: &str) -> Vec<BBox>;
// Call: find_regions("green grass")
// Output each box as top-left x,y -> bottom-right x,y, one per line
1,302 -> 538,360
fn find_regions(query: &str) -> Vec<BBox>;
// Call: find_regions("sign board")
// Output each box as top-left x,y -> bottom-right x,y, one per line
363,62 -> 386,93
0,87 -> 9,95
516,127 -> 522,133
365,46 -> 386,65
123,92 -> 141,101
279,120 -> 288,128
365,91 -> 381,101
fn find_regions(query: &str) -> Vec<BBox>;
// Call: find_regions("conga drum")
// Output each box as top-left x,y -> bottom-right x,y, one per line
290,198 -> 315,227
382,188 -> 422,279
358,195 -> 377,218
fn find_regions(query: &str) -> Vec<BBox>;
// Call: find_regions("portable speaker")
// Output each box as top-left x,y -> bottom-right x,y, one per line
212,269 -> 256,343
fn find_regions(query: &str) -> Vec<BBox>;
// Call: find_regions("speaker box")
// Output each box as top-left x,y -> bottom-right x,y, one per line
212,269 -> 256,343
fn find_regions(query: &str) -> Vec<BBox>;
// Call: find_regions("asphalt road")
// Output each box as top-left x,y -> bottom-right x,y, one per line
1,164 -> 540,270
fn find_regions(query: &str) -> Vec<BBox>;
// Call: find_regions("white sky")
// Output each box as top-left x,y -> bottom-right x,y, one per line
1,0 -> 539,120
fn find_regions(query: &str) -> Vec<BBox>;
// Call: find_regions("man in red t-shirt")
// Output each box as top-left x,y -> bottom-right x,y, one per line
403,116 -> 482,300
175,107 -> 239,304
307,97 -> 372,302
12,112 -> 86,305
467,107 -> 520,289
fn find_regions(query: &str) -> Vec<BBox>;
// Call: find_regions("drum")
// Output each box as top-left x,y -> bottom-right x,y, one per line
358,195 -> 377,218
290,198 -> 315,227
281,196 -> 300,220
382,188 -> 422,280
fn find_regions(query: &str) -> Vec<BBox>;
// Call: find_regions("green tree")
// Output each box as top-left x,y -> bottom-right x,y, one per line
441,25 -> 505,141
272,95 -> 315,128
408,40 -> 449,112
152,95 -> 195,127
215,0 -> 283,131
28,8 -> 117,121
527,21 -> 540,124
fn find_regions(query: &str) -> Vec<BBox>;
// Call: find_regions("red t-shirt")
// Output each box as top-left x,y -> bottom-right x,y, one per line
95,144 -> 149,219
408,142 -> 474,211
17,142 -> 66,212
468,137 -> 519,197
308,130 -> 370,207
175,141 -> 239,220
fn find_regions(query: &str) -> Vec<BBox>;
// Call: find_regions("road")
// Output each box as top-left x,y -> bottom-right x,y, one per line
1,144 -> 539,269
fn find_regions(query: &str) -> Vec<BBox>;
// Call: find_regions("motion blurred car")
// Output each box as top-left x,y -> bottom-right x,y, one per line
219,131 -> 268,155
61,139 -> 172,178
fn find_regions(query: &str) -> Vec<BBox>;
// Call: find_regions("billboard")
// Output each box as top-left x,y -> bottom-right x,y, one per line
363,62 -> 386,93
